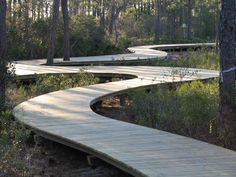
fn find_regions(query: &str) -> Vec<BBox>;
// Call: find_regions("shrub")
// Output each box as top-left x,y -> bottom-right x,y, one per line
69,15 -> 121,56
153,49 -> 220,70
177,80 -> 218,137
176,48 -> 220,70
30,71 -> 97,95
129,80 -> 219,139
7,72 -> 98,106
118,12 -> 155,39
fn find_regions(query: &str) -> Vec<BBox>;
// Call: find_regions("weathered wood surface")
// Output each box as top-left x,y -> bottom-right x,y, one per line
13,44 -> 236,177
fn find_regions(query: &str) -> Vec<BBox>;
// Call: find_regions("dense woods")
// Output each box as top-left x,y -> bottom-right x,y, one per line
5,0 -> 220,60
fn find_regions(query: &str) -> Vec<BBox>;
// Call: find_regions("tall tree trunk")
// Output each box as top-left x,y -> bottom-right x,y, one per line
0,0 -> 7,111
219,0 -> 236,148
8,0 -> 12,22
170,11 -> 176,41
61,0 -> 70,61
32,0 -> 36,21
13,0 -> 17,25
37,1 -> 41,19
215,18 -> 220,54
147,0 -> 151,15
109,2 -> 115,35
100,0 -> 105,28
47,0 -> 60,65
199,6 -> 206,38
215,2 -> 220,54
46,2 -> 49,19
154,0 -> 161,43
80,0 -> 86,15
87,0 -> 91,15
187,0 -> 192,39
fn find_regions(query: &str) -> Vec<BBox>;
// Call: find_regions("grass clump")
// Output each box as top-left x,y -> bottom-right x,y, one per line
129,79 -> 219,140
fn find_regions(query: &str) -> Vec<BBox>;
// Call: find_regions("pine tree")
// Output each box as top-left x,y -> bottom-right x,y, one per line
61,0 -> 70,61
47,0 -> 60,65
219,0 -> 236,147
0,0 -> 7,111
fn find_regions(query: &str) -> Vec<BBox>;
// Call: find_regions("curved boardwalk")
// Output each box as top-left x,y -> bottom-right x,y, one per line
13,44 -> 236,177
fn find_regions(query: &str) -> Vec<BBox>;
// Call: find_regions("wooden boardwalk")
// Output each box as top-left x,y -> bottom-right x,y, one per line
13,44 -> 236,177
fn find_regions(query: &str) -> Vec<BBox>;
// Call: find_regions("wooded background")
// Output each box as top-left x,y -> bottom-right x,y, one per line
6,0 -> 220,60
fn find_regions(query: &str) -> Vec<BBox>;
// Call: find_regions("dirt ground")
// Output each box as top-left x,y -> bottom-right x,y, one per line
1,136 -> 132,177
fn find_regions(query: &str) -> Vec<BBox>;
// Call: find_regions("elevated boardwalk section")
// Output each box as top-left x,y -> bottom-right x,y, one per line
13,44 -> 236,177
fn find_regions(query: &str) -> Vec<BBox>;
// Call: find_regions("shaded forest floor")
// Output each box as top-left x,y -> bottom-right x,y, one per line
0,135 -> 132,177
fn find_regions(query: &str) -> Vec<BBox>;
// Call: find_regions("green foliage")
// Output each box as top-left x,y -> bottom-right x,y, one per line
176,49 -> 220,70
7,72 -> 98,106
6,0 -> 221,60
158,36 -> 207,44
7,18 -> 50,60
31,71 -> 97,95
6,14 -> 121,60
69,15 -> 121,56
118,12 -> 155,39
153,49 -> 220,70
0,111 -> 30,175
177,80 -> 218,136
103,49 -> 219,69
129,80 -> 219,138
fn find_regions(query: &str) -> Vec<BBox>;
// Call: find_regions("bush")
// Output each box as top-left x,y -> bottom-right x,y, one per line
177,80 -> 218,136
129,80 -> 219,139
176,48 -> 220,70
69,15 -> 121,56
152,49 -> 219,70
6,72 -> 98,107
7,72 -> 98,106
30,71 -> 97,95
7,19 -> 50,60
118,12 -> 155,39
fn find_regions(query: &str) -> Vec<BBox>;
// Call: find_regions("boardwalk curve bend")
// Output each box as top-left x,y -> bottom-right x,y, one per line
13,43 -> 236,177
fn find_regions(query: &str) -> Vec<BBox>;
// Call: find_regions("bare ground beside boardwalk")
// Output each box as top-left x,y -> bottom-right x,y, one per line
1,137 -> 131,177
